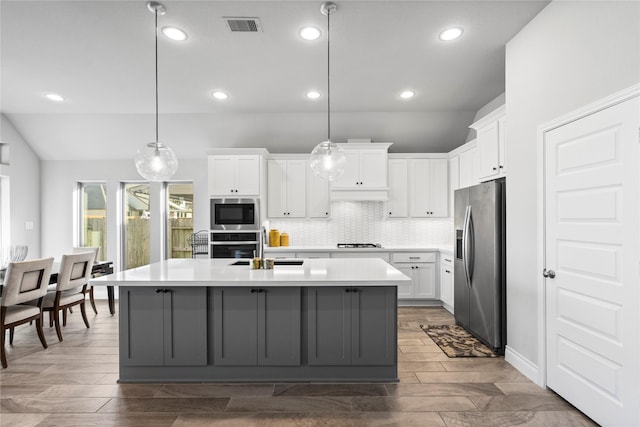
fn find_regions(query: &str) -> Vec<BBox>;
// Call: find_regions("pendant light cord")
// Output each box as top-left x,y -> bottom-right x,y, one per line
154,8 -> 159,146
326,8 -> 331,141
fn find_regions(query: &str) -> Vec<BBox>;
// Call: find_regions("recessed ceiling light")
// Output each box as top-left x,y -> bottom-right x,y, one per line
44,93 -> 64,102
299,26 -> 321,41
162,26 -> 188,41
306,90 -> 321,99
439,27 -> 464,41
211,91 -> 229,100
400,90 -> 415,99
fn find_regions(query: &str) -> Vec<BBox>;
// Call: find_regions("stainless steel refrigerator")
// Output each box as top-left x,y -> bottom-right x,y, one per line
454,178 -> 506,354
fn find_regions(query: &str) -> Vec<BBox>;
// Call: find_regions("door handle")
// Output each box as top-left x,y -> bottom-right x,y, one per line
542,269 -> 556,279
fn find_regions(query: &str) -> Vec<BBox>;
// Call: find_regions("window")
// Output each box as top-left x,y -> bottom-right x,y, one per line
166,182 -> 194,258
78,182 -> 107,261
122,183 -> 150,269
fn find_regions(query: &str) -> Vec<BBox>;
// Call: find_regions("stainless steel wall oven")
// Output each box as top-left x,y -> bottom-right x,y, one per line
210,231 -> 259,259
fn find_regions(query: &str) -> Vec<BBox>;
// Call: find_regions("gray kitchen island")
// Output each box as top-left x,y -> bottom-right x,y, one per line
90,258 -> 410,383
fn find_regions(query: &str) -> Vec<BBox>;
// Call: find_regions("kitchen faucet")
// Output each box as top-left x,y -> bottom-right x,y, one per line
258,225 -> 267,260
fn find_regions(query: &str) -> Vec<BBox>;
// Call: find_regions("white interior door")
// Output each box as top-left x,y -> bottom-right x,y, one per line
544,95 -> 639,427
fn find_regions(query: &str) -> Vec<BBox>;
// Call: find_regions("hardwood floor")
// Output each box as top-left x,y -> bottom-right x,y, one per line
0,302 -> 598,427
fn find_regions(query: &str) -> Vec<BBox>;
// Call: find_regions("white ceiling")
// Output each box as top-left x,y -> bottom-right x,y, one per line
0,0 -> 548,160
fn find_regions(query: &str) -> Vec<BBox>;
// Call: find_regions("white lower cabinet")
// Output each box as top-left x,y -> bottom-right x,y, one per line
391,252 -> 437,300
439,255 -> 454,313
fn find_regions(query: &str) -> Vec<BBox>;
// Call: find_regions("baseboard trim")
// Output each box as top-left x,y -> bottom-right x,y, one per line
505,345 -> 542,386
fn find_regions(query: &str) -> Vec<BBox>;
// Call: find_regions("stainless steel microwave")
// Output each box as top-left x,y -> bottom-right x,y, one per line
210,198 -> 260,231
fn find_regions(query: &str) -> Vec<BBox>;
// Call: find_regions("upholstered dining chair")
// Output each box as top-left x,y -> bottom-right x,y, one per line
1,257 -> 54,368
72,247 -> 100,314
42,251 -> 95,342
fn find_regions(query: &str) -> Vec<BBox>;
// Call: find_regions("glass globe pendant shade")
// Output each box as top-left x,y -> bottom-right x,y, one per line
135,142 -> 178,182
309,139 -> 346,181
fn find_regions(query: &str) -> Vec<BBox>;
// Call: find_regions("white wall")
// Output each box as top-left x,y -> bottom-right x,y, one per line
40,158 -> 209,274
0,114 -> 41,258
505,1 -> 640,371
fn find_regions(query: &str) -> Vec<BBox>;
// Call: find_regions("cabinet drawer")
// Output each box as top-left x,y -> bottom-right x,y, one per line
392,252 -> 435,263
296,252 -> 331,259
440,254 -> 454,267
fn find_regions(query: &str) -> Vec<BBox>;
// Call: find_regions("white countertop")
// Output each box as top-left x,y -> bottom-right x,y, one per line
90,258 -> 411,287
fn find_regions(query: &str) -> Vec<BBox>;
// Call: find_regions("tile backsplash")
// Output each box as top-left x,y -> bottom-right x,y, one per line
267,201 -> 454,247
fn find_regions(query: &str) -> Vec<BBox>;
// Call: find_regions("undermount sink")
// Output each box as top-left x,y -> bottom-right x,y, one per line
231,260 -> 304,266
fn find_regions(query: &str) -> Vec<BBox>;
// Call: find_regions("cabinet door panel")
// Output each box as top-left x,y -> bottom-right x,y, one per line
236,156 -> 260,195
331,151 -> 360,189
267,160 -> 287,218
477,123 -> 500,179
429,159 -> 449,217
409,159 -> 429,217
208,157 -> 236,196
164,287 -> 208,366
414,264 -> 436,299
351,287 -> 396,366
120,288 -> 165,366
440,264 -> 454,308
257,288 -> 301,366
459,147 -> 479,189
286,160 -> 307,217
387,159 -> 408,217
307,287 -> 351,365
360,151 -> 387,188
394,265 -> 414,299
213,288 -> 258,366
308,165 -> 330,218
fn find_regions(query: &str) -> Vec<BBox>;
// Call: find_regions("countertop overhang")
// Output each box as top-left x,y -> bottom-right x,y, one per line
89,258 -> 411,287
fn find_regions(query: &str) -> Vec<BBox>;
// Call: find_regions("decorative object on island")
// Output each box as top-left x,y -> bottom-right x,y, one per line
134,1 -> 178,182
309,1 -> 346,181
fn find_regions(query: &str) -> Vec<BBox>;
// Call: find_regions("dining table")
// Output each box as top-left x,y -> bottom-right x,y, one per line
1,260 -> 115,315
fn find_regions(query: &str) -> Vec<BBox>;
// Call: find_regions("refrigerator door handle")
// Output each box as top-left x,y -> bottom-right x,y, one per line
462,206 -> 471,288
467,207 -> 475,284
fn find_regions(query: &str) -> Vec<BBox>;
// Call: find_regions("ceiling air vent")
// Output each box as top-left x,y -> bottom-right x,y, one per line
224,17 -> 262,32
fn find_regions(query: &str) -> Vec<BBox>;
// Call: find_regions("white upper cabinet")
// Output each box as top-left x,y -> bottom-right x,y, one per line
307,162 -> 331,218
208,155 -> 261,197
470,105 -> 506,181
458,143 -> 479,189
267,159 -> 306,218
448,156 -> 460,217
331,143 -> 392,201
408,159 -> 448,218
387,159 -> 408,218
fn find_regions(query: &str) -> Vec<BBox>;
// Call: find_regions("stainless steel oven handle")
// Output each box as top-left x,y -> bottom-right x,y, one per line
210,241 -> 259,245
462,206 -> 471,288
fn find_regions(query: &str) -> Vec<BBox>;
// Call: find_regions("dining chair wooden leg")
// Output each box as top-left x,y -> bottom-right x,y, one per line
80,302 -> 90,329
49,312 -> 53,328
9,327 -> 14,345
35,317 -> 48,349
62,308 -> 67,327
1,327 -> 7,369
89,287 -> 98,314
53,309 -> 64,342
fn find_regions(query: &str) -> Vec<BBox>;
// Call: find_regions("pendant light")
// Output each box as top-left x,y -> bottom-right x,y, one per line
135,1 -> 178,182
309,2 -> 346,181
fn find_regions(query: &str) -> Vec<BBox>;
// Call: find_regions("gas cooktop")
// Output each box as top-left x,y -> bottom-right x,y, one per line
336,243 -> 382,249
